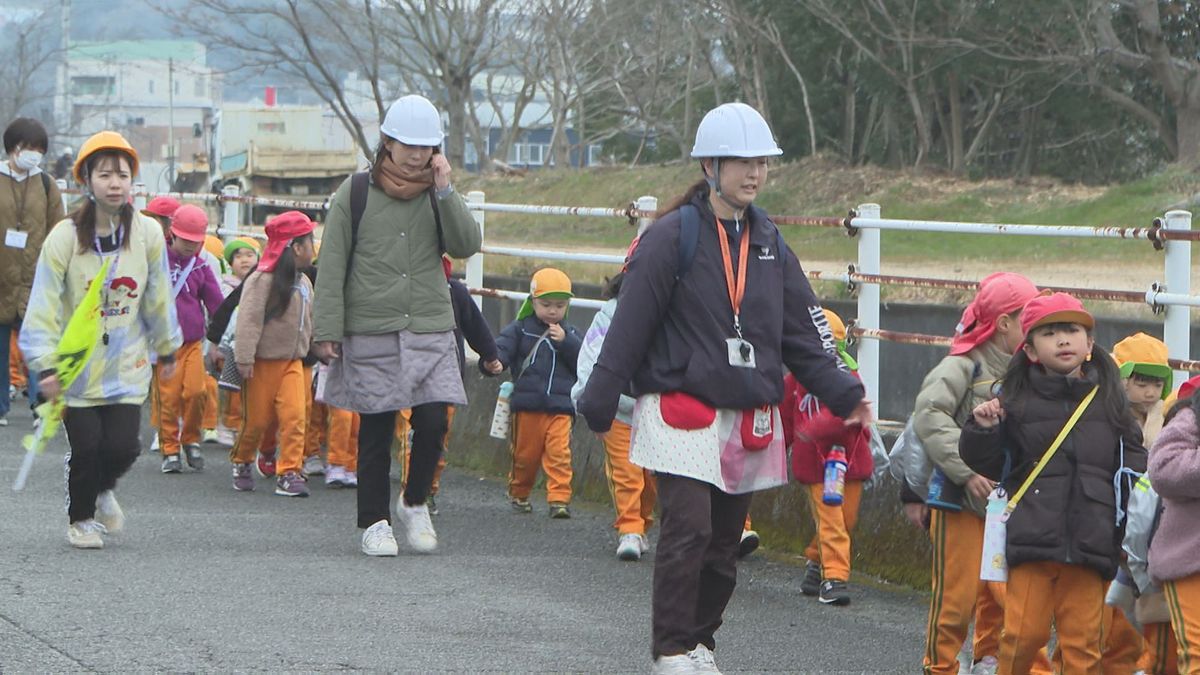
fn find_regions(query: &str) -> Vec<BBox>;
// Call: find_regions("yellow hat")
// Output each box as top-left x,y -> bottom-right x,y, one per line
1113,332 -> 1172,397
203,234 -> 224,260
530,268 -> 573,298
823,308 -> 846,342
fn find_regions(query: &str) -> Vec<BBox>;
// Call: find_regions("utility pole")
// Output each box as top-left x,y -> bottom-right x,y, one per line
59,0 -> 71,146
167,57 -> 175,190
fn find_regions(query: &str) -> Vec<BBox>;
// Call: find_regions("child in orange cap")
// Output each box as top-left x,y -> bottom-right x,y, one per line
961,292 -> 1147,675
156,204 -> 224,474
492,267 -> 582,518
230,211 -> 316,497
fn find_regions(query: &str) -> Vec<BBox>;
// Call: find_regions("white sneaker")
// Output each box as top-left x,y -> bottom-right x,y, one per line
396,498 -> 437,553
95,490 -> 125,533
202,428 -> 219,444
343,471 -> 358,487
361,519 -> 398,557
652,654 -> 698,674
303,455 -> 325,476
67,519 -> 107,549
970,656 -> 999,675
216,426 -> 236,447
0,415 -> 8,427
149,431 -> 160,452
687,644 -> 721,674
325,465 -> 347,486
617,533 -> 647,561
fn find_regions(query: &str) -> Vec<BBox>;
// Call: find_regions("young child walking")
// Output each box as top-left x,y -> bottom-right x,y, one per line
229,211 -> 316,497
913,272 -> 1043,675
213,237 -> 259,446
961,292 -> 1147,675
782,308 -> 871,607
493,267 -> 582,518
156,204 -> 224,474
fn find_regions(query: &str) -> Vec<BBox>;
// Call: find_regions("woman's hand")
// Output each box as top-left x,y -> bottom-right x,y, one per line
237,363 -> 254,380
483,359 -> 503,375
39,374 -> 62,401
972,399 -> 1005,428
315,341 -> 341,364
431,154 -> 452,191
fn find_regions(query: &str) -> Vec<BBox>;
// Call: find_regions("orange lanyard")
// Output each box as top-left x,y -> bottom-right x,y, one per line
715,216 -> 750,336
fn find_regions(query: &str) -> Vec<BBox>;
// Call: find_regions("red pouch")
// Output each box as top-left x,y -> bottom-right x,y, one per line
660,392 -> 717,430
740,405 -> 775,451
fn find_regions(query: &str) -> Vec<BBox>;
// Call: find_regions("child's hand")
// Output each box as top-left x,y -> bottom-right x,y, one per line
966,474 -> 996,501
483,359 -> 503,374
972,399 -> 1005,428
547,324 -> 565,342
238,363 -> 254,380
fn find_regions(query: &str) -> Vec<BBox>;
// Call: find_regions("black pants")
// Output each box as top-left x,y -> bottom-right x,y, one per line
63,404 -> 142,524
356,403 -> 448,528
652,473 -> 753,658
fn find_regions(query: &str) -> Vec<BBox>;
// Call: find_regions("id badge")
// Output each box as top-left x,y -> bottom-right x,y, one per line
752,406 -> 772,436
726,338 -> 756,368
5,229 -> 28,249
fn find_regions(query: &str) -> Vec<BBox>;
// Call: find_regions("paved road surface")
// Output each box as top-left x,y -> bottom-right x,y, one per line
0,405 -> 928,673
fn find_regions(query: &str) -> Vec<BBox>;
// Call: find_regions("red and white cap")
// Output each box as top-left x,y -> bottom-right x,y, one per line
169,204 -> 208,243
1020,292 -> 1095,337
949,272 -> 1039,355
259,211 -> 316,272
142,196 -> 181,219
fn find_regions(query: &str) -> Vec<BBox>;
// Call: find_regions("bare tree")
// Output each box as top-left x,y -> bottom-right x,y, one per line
0,10 -> 62,128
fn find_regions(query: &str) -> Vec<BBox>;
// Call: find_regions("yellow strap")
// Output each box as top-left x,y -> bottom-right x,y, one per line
1003,385 -> 1098,520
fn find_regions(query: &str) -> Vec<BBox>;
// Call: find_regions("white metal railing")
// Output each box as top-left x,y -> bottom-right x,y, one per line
84,182 -> 1195,398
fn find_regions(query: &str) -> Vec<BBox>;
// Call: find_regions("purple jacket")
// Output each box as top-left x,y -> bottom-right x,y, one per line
168,247 -> 224,344
577,190 -> 863,433
1148,406 -> 1200,584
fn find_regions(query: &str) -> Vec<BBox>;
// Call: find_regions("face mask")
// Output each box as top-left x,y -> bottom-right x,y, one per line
14,150 -> 42,172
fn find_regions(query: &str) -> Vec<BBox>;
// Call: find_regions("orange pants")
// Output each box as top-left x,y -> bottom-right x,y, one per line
1001,561 -> 1105,675
804,481 -> 864,582
602,420 -> 656,535
221,390 -> 242,432
154,341 -> 206,456
509,411 -> 572,504
1140,621 -> 1180,675
924,510 -> 1053,675
1165,574 -> 1200,674
399,406 -> 454,494
202,375 -> 218,430
9,330 -> 26,389
1052,604 -> 1144,673
302,365 -> 324,460
230,359 -> 307,475
326,406 -> 359,471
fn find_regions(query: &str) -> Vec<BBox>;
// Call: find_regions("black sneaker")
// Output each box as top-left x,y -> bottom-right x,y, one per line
819,579 -> 851,606
183,444 -> 205,471
161,454 -> 183,474
801,560 -> 822,596
427,495 -> 439,516
510,497 -> 532,514
738,530 -> 760,559
549,502 -> 571,519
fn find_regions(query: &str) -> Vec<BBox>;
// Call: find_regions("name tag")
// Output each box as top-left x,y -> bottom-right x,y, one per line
5,229 -> 28,249
726,338 -> 757,368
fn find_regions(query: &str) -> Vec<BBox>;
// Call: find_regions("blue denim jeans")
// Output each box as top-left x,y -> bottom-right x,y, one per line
0,322 -> 39,417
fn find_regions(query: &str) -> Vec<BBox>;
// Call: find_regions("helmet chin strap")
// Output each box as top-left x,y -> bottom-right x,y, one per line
705,158 -> 749,218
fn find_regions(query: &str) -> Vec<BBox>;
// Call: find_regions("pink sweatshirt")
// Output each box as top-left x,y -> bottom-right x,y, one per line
1148,406 -> 1200,584
167,247 -> 224,344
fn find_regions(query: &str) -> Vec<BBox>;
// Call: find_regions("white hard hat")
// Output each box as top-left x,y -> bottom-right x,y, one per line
690,102 -> 782,158
380,94 -> 444,146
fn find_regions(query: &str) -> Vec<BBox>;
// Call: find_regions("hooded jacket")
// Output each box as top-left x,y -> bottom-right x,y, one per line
0,167 -> 65,323
1147,406 -> 1200,584
495,314 -> 582,415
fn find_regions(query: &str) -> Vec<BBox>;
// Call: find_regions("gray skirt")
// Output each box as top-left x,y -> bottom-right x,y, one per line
323,330 -> 467,414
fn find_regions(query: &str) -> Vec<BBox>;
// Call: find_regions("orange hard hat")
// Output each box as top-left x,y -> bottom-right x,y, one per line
74,131 -> 140,184
170,204 -> 209,243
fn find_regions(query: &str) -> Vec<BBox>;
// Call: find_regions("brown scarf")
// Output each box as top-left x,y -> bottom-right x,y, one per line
376,153 -> 434,200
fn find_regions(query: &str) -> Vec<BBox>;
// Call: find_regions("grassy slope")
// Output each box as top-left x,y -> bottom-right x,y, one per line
456,157 -> 1199,286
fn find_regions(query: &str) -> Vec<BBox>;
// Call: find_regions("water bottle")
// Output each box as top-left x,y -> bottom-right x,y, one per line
823,445 -> 848,506
926,466 -> 964,512
489,381 -> 514,439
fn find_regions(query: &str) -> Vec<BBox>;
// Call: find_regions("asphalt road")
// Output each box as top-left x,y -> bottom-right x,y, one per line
0,404 -> 929,673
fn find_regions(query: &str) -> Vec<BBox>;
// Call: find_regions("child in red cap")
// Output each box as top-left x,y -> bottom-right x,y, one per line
961,292 -> 1147,675
229,211 -> 317,497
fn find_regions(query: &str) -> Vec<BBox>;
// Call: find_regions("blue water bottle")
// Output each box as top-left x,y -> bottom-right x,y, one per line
926,467 -> 964,512
823,445 -> 848,506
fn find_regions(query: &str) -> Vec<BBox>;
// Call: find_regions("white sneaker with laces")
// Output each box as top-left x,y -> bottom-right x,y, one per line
325,465 -> 347,486
396,498 -> 437,553
343,471 -> 358,487
970,656 -> 999,675
95,490 -> 125,533
617,533 -> 646,561
687,644 -> 721,674
202,428 -> 219,444
216,426 -> 236,447
303,455 -> 325,476
68,519 -> 108,549
361,519 -> 398,557
0,415 -> 8,427
652,654 -> 698,674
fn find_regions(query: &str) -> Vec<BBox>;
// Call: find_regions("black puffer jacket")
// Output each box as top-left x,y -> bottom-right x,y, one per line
959,365 -> 1146,580
495,315 -> 582,415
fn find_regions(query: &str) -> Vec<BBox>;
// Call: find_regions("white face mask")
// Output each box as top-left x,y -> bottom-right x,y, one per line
13,150 -> 42,172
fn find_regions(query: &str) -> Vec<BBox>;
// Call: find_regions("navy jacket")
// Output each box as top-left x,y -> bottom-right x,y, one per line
577,189 -> 864,433
495,315 -> 583,415
449,278 -> 498,376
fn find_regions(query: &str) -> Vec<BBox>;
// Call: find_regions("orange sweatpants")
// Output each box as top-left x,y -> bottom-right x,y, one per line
9,330 -> 26,389
326,406 -> 359,472
221,390 -> 242,432
1165,574 -> 1200,674
154,340 -> 206,456
230,359 -> 307,475
1140,620 -> 1180,675
302,365 -> 324,460
1052,604 -> 1144,673
602,420 -> 656,536
804,481 -> 864,582
398,406 -> 453,495
202,375 -> 218,430
509,410 -> 573,504
1000,561 -> 1105,675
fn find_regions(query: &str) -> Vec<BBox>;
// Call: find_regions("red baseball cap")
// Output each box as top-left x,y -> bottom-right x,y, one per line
1020,292 -> 1095,337
259,211 -> 316,272
1176,375 -> 1200,402
142,196 -> 181,219
949,272 -> 1039,355
169,204 -> 208,243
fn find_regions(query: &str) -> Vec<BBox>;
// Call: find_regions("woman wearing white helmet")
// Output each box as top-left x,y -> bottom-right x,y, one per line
579,102 -> 872,672
313,95 -> 483,558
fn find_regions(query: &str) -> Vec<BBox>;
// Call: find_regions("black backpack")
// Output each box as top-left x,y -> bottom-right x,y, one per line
674,202 -> 787,280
